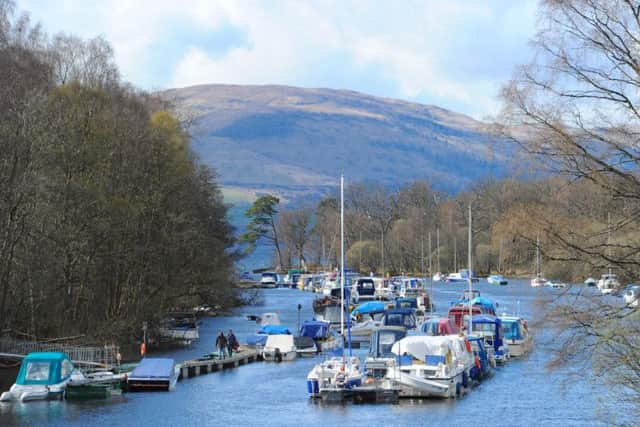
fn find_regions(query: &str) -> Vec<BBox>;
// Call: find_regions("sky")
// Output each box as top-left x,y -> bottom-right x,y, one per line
18,0 -> 539,120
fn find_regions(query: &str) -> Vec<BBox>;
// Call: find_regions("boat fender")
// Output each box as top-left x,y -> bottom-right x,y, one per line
464,339 -> 472,353
275,348 -> 282,362
140,342 -> 146,357
474,356 -> 481,370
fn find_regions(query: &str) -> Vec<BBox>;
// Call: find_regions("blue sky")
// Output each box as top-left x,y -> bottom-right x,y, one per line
19,0 -> 538,119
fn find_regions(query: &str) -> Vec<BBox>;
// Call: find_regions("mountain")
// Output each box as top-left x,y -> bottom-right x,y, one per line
164,84 -> 509,198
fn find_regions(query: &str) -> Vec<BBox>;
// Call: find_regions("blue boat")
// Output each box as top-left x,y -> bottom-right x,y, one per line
127,358 -> 178,391
468,336 -> 492,381
471,314 -> 509,363
382,308 -> 417,330
0,352 -> 82,402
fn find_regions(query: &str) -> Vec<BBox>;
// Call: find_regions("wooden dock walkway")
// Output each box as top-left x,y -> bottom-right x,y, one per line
178,348 -> 262,380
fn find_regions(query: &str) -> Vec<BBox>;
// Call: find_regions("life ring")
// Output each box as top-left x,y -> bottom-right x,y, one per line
140,342 -> 146,356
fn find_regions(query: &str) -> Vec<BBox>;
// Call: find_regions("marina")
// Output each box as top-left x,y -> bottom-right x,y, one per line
0,283 -> 619,426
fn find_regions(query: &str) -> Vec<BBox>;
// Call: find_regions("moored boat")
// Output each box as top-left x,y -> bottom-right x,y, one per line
597,273 -> 620,295
262,334 -> 297,362
0,352 -> 84,402
499,316 -> 533,357
487,275 -> 508,286
126,358 -> 178,392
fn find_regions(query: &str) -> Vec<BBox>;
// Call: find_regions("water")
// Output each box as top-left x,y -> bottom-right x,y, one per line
0,280 -> 612,426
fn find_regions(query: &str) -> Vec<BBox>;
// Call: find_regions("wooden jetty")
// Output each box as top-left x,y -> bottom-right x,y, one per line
178,347 -> 261,380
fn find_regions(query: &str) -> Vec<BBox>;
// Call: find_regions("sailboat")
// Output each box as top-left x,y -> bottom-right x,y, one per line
530,236 -> 547,287
597,213 -> 620,295
432,229 -> 444,281
306,175 -> 363,400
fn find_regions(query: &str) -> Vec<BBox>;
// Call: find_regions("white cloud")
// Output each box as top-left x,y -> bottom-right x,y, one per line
18,0 -> 538,119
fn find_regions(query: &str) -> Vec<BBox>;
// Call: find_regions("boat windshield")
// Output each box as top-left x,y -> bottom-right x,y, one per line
25,361 -> 50,382
472,323 -> 496,334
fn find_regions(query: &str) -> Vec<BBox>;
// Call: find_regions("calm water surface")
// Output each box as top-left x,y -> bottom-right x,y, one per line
0,280 -> 614,426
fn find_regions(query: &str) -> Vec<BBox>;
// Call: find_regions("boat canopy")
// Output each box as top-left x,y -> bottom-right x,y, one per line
471,297 -> 496,312
16,352 -> 75,386
368,326 -> 406,358
383,308 -> 416,329
259,325 -> 291,335
471,314 -> 501,325
352,301 -> 386,316
129,358 -> 176,380
299,320 -> 330,339
500,317 -> 524,340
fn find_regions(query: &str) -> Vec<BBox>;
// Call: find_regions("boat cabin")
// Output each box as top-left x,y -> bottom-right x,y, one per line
353,278 -> 376,300
16,352 -> 75,387
420,317 -> 459,336
448,305 -> 482,329
471,314 -> 508,362
383,308 -> 417,330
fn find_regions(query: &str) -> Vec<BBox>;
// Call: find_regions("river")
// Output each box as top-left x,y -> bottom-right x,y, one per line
0,279 -> 618,426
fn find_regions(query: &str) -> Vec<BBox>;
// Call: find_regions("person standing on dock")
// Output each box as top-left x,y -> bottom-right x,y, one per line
227,330 -> 237,357
216,331 -> 227,359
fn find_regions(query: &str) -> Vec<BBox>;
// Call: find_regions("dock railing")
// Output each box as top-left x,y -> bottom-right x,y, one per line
0,337 -> 119,367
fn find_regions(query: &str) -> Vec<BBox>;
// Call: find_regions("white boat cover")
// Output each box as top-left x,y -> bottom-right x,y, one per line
264,334 -> 295,352
391,335 -> 465,361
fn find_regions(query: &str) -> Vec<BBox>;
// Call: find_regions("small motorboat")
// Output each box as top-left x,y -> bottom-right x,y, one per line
623,285 -> 640,308
584,277 -> 597,287
262,334 -> 297,362
0,352 -> 84,402
306,356 -> 363,399
500,316 -> 533,357
487,275 -> 508,286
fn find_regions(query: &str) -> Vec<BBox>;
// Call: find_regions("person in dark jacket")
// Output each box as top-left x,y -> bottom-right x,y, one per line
215,331 -> 227,359
227,330 -> 238,357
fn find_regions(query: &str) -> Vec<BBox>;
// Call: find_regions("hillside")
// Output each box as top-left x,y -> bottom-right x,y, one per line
164,84 -> 509,196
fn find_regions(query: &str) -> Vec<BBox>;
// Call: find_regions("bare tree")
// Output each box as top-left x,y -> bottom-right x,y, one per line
500,0 -> 640,414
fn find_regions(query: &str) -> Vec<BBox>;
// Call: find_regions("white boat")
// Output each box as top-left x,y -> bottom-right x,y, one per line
259,312 -> 281,326
584,277 -> 597,287
159,312 -> 199,345
383,335 -> 473,398
446,269 -> 478,284
0,352 -> 84,402
545,280 -> 567,288
262,334 -> 297,362
306,356 -> 363,398
597,273 -> 620,295
499,316 -> 533,357
531,236 -> 547,287
623,285 -> 640,307
432,272 -> 444,282
260,272 -> 278,288
487,275 -> 508,286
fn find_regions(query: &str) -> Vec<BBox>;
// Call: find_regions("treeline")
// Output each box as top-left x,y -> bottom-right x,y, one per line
258,177 -> 637,283
0,2 -> 235,341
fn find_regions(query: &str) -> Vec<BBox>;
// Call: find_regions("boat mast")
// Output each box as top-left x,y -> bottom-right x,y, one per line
340,175 -> 345,337
607,212 -> 612,275
467,204 -> 473,336
535,235 -> 540,277
436,228 -> 440,273
428,232 -> 433,313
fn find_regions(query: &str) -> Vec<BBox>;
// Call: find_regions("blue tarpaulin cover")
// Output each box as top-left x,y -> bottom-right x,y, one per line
472,314 -> 500,324
471,297 -> 496,311
351,301 -> 386,316
299,320 -> 329,338
129,358 -> 175,379
258,325 -> 291,335
246,334 -> 268,346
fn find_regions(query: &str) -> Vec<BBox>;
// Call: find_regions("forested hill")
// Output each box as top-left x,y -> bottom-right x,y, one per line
164,84 -> 510,195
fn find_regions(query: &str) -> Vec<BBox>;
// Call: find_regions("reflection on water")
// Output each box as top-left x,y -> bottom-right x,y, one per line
0,281 -> 615,426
